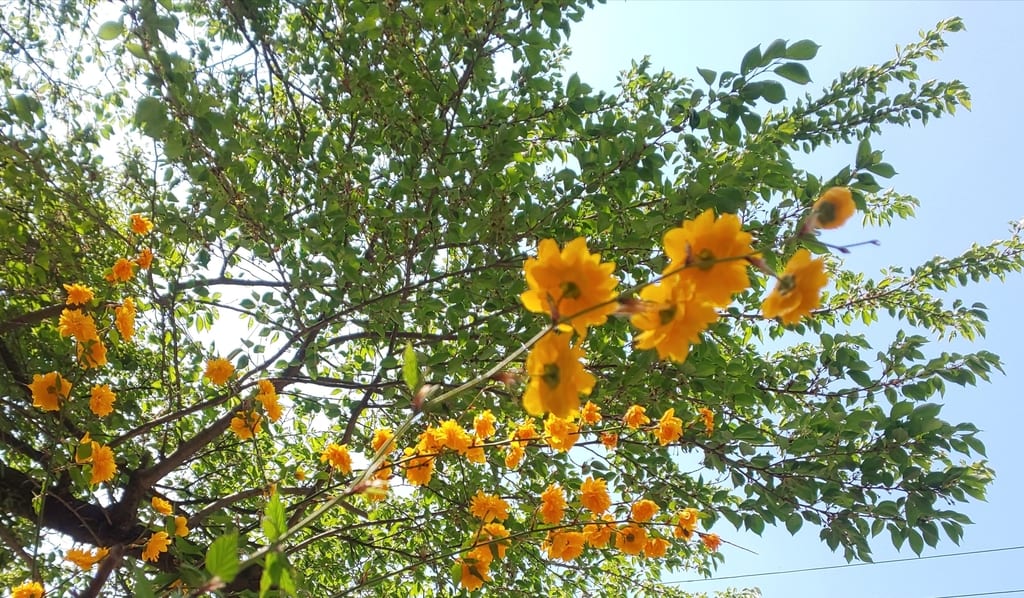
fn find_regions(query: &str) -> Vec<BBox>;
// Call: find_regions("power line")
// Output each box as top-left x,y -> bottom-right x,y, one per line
933,591 -> 1024,598
671,545 -> 1024,584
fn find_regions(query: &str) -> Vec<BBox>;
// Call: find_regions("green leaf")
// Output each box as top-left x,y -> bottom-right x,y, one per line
763,39 -> 787,63
740,45 -> 761,75
786,40 -> 821,60
402,341 -> 419,392
206,532 -> 240,583
760,81 -> 786,104
867,162 -> 897,178
97,21 -> 124,40
697,68 -> 716,86
134,96 -> 169,137
785,513 -> 803,534
774,62 -> 812,85
262,490 -> 286,543
856,138 -> 872,169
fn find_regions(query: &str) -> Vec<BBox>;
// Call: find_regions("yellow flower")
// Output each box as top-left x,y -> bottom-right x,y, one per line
599,431 -> 618,450
699,408 -> 715,435
523,331 -> 595,419
142,531 -> 171,562
151,496 -> 172,515
504,444 -> 525,469
255,380 -> 282,422
320,443 -> 352,473
480,522 -> 510,559
580,476 -> 611,515
583,515 -> 615,548
702,532 -> 722,552
402,449 -> 434,485
623,405 -> 650,429
63,283 -> 94,306
136,247 -> 154,269
546,530 -> 585,561
631,499 -> 659,523
543,415 -> 580,453
11,581 -> 44,598
28,372 -> 71,411
655,408 -> 683,446
674,508 -> 701,540
106,258 -> 135,283
458,545 -> 492,591
130,213 -> 154,234
511,419 -> 538,448
89,384 -> 116,417
89,443 -> 117,485
663,209 -> 754,306
615,524 -> 647,555
66,546 -> 108,570
761,249 -> 828,325
174,515 -> 189,537
431,419 -> 472,455
580,400 -> 602,425
643,537 -> 670,558
465,438 -> 486,464
631,277 -> 719,363
204,357 -> 235,385
77,339 -> 108,369
521,237 -> 618,335
115,298 -> 136,341
538,483 -> 566,524
473,410 -> 497,440
810,187 -> 856,230
59,308 -> 99,341
469,490 -> 509,522
294,467 -> 306,481
230,411 -> 262,440
371,427 -> 394,453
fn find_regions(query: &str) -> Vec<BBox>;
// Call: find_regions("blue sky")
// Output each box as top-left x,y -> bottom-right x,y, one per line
567,3 -> 1024,597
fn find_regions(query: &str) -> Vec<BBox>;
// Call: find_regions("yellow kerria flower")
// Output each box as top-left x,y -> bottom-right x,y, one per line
255,380 -> 281,422
402,449 -> 434,485
615,524 -> 648,555
151,496 -> 172,515
115,298 -> 136,341
204,357 -> 235,385
66,546 -> 109,570
584,514 -> 616,548
631,276 -> 719,363
430,419 -> 472,455
504,444 -> 525,469
702,532 -> 722,551
130,213 -> 154,234
480,522 -> 510,559
599,431 -> 618,450
63,283 -> 94,306
623,404 -> 650,429
174,515 -> 189,537
77,339 -> 108,369
320,442 -> 352,473
643,537 -> 670,558
106,258 -> 135,283
58,308 -> 99,341
229,411 -> 262,440
546,530 -> 585,561
521,237 -> 618,335
11,581 -> 44,598
142,531 -> 171,562
473,410 -> 497,440
631,499 -> 659,523
655,408 -> 683,446
810,187 -> 856,230
28,371 -> 71,411
89,384 -> 116,417
579,400 -> 602,425
371,427 -> 394,453
538,483 -> 566,524
523,331 -> 595,419
674,508 -> 701,540
136,247 -> 154,269
663,209 -> 754,306
458,545 -> 493,591
465,437 -> 486,464
543,414 -> 580,453
761,248 -> 829,325
580,476 -> 611,515
89,443 -> 117,485
699,407 -> 715,435
511,419 -> 538,448
469,490 -> 509,522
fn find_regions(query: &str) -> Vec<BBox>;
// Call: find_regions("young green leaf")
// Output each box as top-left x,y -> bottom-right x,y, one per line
206,532 -> 240,583
775,62 -> 812,84
402,341 -> 419,392
786,39 -> 821,60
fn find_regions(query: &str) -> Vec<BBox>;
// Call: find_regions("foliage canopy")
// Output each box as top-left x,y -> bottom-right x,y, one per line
1,1 -> 1021,596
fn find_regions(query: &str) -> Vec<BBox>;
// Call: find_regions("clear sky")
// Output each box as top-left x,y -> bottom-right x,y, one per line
566,3 -> 1024,597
